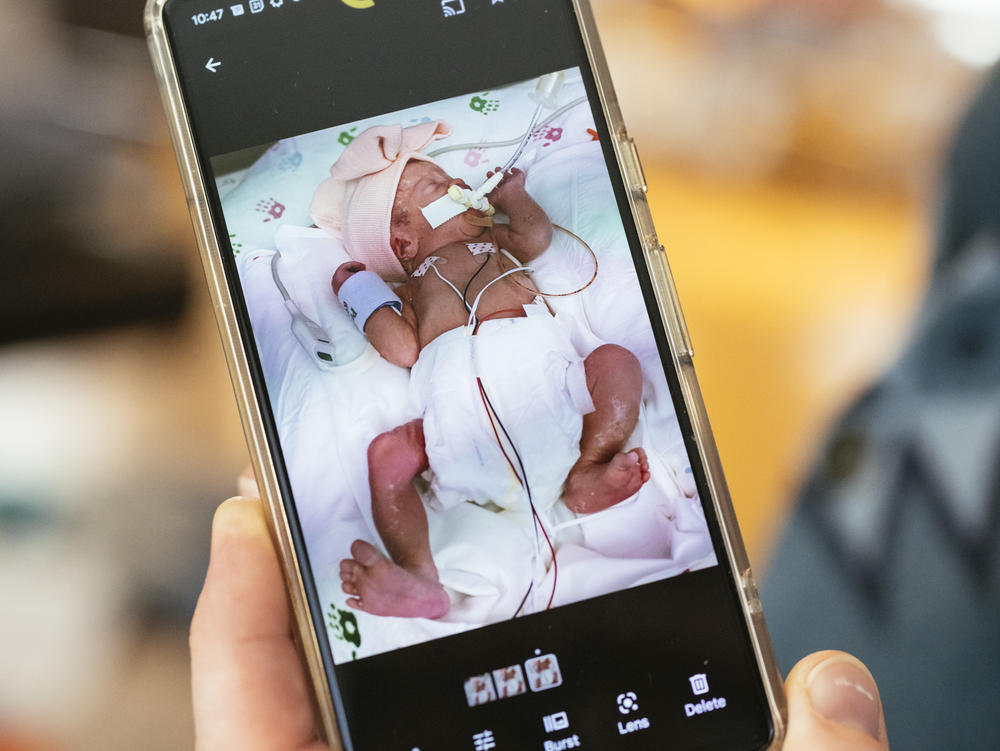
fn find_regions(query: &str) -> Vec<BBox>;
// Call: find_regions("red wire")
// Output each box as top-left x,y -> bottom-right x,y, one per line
534,505 -> 559,610
479,377 -> 559,610
473,311 -> 529,483
477,378 -> 522,483
473,308 -> 529,331
473,305 -> 559,610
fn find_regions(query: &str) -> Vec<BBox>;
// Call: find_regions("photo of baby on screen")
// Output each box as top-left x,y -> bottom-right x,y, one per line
215,68 -> 717,662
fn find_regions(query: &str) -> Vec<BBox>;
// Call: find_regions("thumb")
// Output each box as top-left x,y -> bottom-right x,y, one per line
190,498 -> 325,751
237,464 -> 260,499
784,651 -> 889,750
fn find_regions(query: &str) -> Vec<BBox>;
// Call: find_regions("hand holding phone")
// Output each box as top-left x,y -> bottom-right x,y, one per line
193,495 -> 889,750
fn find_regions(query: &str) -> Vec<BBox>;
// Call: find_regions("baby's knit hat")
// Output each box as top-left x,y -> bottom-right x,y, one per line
310,120 -> 452,282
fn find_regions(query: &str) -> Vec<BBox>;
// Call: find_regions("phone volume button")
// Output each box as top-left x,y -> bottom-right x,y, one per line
652,245 -> 694,361
622,136 -> 648,196
740,570 -> 764,618
619,134 -> 657,248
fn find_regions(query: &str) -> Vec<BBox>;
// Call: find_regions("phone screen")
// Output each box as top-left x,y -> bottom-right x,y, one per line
159,1 -> 774,748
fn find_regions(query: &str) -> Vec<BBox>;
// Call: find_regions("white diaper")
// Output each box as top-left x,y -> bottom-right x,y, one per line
410,305 -> 595,512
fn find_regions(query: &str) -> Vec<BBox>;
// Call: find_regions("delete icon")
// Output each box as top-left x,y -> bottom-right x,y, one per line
689,673 -> 710,696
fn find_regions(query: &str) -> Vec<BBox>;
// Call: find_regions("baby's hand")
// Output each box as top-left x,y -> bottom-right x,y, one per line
332,261 -> 366,295
485,167 -> 527,210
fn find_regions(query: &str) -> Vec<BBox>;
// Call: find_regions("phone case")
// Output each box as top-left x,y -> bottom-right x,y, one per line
145,0 -> 787,747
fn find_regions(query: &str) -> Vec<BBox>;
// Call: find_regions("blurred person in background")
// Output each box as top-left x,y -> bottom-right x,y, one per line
764,63 -> 1000,751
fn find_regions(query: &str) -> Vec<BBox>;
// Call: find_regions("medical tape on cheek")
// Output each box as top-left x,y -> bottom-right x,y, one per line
336,270 -> 402,332
421,194 -> 467,229
422,172 -> 506,229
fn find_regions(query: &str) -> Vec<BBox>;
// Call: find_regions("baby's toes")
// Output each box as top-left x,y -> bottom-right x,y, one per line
342,558 -> 367,582
342,580 -> 360,596
350,538 -> 382,567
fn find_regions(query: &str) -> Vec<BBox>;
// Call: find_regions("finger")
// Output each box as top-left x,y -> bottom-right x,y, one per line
237,465 -> 259,499
190,498 -> 326,751
784,651 -> 888,751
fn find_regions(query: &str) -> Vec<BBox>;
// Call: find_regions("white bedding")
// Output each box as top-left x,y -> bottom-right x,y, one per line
228,71 -> 715,662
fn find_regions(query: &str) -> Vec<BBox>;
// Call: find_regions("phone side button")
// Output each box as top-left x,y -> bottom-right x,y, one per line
740,570 -> 764,618
622,136 -> 648,196
651,245 -> 694,361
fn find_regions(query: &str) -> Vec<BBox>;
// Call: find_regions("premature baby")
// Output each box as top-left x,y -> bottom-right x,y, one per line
309,120 -> 649,619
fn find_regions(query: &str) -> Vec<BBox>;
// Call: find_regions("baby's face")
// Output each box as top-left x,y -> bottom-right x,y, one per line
392,160 -> 469,230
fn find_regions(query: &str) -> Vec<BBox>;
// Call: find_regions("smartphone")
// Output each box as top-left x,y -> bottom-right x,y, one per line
146,1 -> 786,748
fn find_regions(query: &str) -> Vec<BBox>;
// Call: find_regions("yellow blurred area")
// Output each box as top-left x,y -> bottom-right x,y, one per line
647,168 -> 928,562
669,0 -> 763,20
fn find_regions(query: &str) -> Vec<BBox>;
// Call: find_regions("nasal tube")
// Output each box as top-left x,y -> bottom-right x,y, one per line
449,169 -> 505,213
421,170 -> 505,229
420,71 -> 566,230
500,71 -> 565,174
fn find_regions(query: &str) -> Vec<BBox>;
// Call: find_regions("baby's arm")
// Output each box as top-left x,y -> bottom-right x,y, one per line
332,263 -> 420,368
364,298 -> 419,368
486,168 -> 552,263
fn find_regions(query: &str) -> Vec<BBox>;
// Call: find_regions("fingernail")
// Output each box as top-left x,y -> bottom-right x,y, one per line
808,656 -> 882,741
237,466 -> 260,499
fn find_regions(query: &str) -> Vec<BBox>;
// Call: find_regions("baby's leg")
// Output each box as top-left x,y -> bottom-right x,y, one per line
563,344 -> 650,513
340,419 -> 450,619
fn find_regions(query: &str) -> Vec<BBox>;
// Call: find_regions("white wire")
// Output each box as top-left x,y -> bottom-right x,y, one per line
422,255 -> 531,327
269,251 -> 293,302
465,266 -> 530,328
428,262 -> 472,313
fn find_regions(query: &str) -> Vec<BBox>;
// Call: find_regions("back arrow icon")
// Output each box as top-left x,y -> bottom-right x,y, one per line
206,57 -> 221,73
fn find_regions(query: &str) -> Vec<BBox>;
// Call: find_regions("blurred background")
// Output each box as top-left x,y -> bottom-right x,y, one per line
1,0 -> 996,748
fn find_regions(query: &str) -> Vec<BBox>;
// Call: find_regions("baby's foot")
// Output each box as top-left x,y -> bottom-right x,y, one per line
340,539 -> 451,619
563,448 -> 650,514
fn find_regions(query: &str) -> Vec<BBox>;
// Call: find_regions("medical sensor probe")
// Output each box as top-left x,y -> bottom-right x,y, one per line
270,252 -> 339,370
